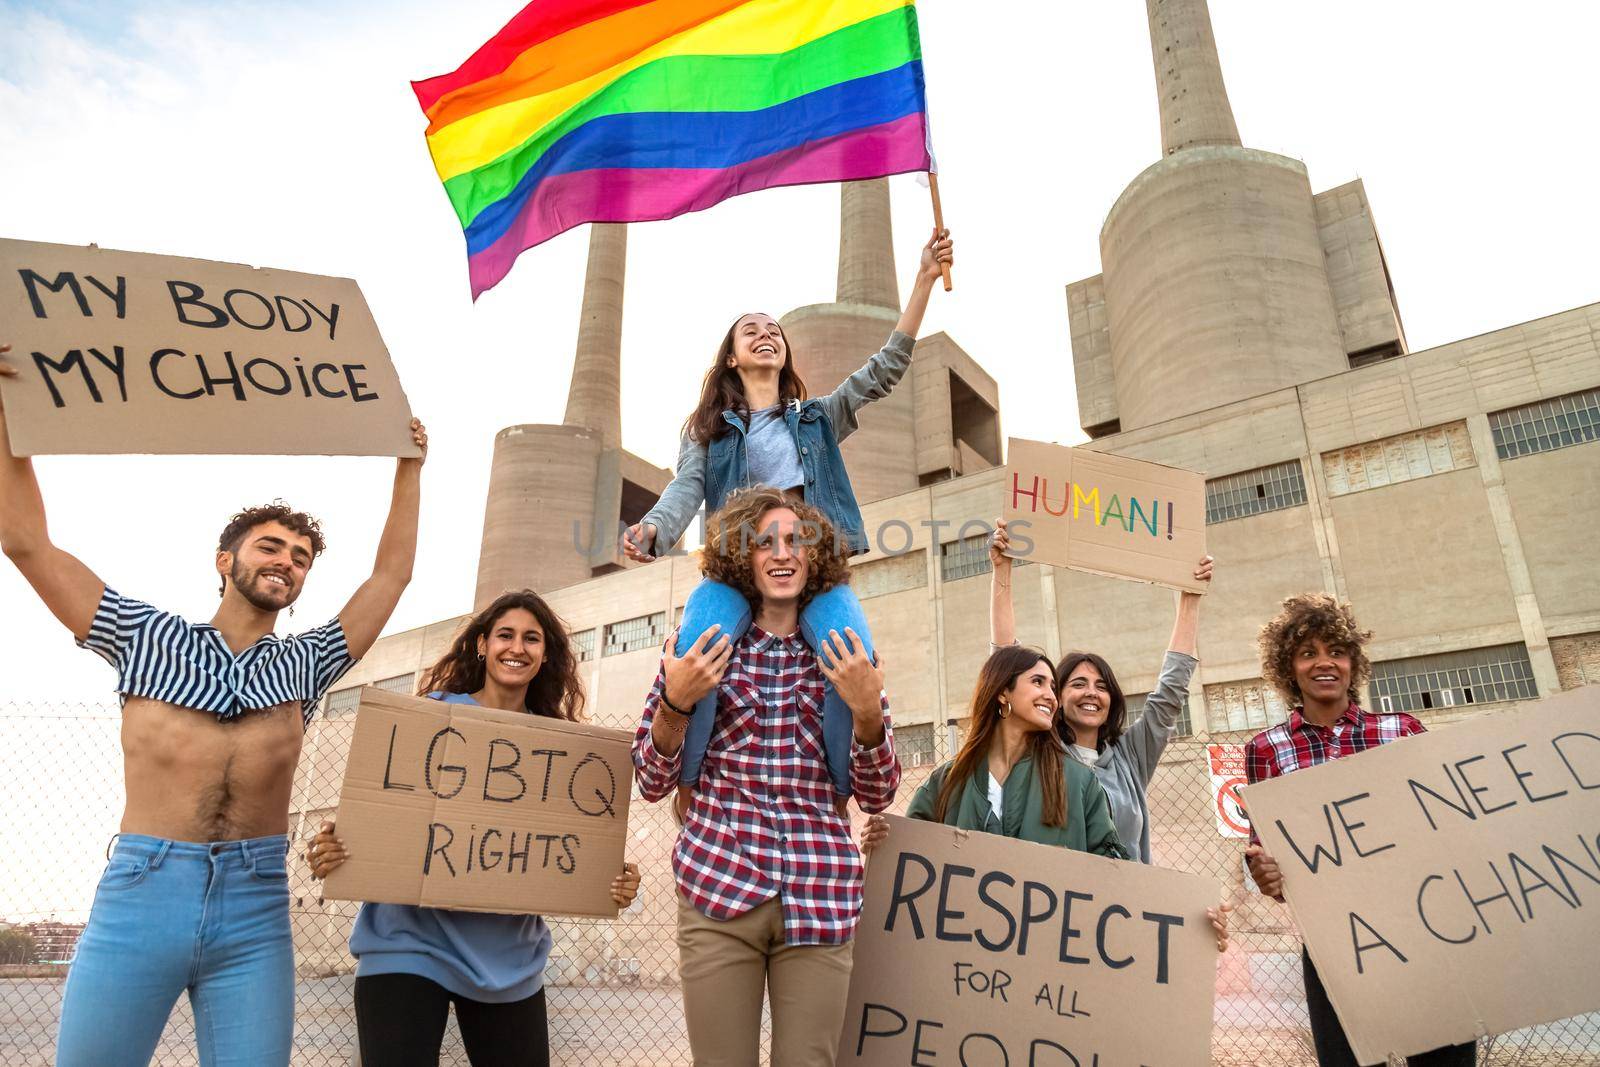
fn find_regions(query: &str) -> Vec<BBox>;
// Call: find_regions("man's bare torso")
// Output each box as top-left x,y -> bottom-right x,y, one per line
120,697 -> 305,842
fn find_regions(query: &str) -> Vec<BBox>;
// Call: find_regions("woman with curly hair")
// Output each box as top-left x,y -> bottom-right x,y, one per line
1243,593 -> 1474,1067
619,229 -> 953,807
307,591 -> 642,1067
632,487 -> 899,1065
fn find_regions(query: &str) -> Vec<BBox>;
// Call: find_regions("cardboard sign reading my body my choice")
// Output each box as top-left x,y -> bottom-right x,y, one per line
1240,687 -> 1600,1065
1002,437 -> 1207,594
837,815 -> 1216,1066
322,689 -> 633,918
0,238 -> 419,456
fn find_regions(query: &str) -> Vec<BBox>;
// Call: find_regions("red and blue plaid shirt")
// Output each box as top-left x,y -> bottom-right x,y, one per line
1243,701 -> 1425,841
632,625 -> 900,945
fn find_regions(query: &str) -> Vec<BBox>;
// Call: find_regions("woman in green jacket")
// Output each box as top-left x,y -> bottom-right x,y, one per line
865,645 -> 1231,948
909,644 -> 1125,853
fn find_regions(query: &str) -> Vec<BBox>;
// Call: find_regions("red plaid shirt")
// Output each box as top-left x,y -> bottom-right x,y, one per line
632,625 -> 900,945
1244,701 -> 1425,841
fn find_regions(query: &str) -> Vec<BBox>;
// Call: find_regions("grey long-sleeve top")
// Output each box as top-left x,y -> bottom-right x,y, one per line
641,331 -> 915,553
1092,649 -> 1197,864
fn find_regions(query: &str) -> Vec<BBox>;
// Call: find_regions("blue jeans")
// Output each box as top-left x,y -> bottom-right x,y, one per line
676,579 -> 873,798
57,834 -> 296,1067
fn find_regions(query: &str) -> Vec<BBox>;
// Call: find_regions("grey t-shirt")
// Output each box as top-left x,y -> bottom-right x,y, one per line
745,404 -> 805,491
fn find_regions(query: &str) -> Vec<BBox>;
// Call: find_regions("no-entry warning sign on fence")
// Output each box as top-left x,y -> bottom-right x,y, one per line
1207,743 -> 1250,839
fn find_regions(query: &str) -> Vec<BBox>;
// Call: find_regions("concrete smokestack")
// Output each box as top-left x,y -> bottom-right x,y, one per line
835,178 -> 898,309
562,223 -> 626,449
1146,0 -> 1241,156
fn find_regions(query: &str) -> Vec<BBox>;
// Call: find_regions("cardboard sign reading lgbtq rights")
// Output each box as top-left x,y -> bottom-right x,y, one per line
1002,437 -> 1207,593
0,239 -> 419,456
1241,687 -> 1600,1064
323,689 -> 633,917
836,816 -> 1216,1066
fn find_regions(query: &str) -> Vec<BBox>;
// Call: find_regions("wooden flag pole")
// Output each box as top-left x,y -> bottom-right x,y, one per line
928,172 -> 952,292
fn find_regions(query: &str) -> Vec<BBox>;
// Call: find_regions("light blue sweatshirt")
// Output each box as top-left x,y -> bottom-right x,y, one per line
347,691 -> 553,1003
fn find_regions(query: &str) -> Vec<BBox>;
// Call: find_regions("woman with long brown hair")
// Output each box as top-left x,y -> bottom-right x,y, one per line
903,645 -> 1125,851
619,228 -> 954,807
863,645 -> 1230,950
990,517 -> 1213,864
306,590 -> 642,1067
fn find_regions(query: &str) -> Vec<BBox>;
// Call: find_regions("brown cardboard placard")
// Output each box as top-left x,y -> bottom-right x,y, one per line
1001,437 -> 1208,593
322,689 -> 634,918
836,815 -> 1217,1066
0,238 -> 420,456
1240,687 -> 1600,1065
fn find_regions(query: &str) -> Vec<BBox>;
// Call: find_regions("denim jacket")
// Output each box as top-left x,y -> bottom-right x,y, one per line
642,331 -> 914,556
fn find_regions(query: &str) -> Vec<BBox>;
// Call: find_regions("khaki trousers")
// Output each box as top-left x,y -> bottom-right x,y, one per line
676,894 -> 855,1066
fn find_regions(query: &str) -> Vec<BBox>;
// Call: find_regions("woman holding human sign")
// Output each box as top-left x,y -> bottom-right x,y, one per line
983,517 -> 1212,865
862,644 -> 1229,951
307,590 -> 642,1067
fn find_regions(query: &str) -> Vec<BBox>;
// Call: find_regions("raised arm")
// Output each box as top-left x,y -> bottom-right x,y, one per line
988,518 -> 1017,647
0,345 -> 105,640
337,419 -> 426,658
1118,557 -> 1213,776
893,227 -> 953,339
1167,555 -> 1212,657
816,231 -> 955,441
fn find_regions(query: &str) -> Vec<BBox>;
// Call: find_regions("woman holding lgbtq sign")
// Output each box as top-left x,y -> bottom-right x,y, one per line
621,228 -> 952,814
307,590 -> 642,1067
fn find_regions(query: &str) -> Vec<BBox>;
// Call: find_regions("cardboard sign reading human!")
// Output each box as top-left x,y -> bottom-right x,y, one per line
1001,437 -> 1207,593
322,689 -> 633,917
0,238 -> 419,456
1240,687 -> 1600,1065
836,816 -> 1217,1066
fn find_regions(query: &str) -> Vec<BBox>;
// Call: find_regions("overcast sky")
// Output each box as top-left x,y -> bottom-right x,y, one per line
1,0 -> 1596,706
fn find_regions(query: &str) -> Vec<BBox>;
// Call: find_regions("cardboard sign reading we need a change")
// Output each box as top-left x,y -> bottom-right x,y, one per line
1002,437 -> 1207,594
0,238 -> 419,456
837,816 -> 1217,1066
1241,687 -> 1600,1065
323,689 -> 634,918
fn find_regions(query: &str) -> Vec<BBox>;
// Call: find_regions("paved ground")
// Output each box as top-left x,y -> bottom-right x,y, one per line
3,977 -> 1597,1066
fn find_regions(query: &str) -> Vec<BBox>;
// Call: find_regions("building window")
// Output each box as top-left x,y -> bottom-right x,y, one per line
852,551 -> 928,599
324,688 -> 361,718
1322,422 -> 1475,496
373,673 -> 416,695
572,629 -> 596,663
1489,387 -> 1600,460
896,723 -> 936,768
604,612 -> 666,657
1205,461 -> 1307,524
1126,691 -> 1193,738
939,535 -> 1028,582
1370,643 -> 1537,713
1202,680 -> 1290,735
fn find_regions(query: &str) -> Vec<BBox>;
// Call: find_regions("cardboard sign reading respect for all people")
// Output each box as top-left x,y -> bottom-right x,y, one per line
1240,687 -> 1600,1065
836,815 -> 1217,1066
322,689 -> 634,918
0,238 -> 420,456
1001,437 -> 1208,594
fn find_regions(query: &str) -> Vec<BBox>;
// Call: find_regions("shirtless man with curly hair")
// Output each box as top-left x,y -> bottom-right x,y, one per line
1243,593 -> 1475,1067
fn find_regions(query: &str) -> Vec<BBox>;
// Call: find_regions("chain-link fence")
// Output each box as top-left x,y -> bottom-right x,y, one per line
2,704 -> 1597,1065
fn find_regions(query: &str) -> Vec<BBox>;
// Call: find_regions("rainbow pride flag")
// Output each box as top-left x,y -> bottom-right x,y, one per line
414,0 -> 934,298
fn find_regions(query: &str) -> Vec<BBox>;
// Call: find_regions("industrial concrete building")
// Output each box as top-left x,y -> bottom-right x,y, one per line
286,0 -> 1599,991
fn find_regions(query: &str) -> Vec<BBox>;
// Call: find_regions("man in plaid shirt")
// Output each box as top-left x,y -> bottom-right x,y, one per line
633,487 -> 899,1066
1244,594 -> 1474,1067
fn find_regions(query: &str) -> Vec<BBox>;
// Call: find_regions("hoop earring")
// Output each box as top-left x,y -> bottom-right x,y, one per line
998,700 -> 1012,720
477,653 -> 485,662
